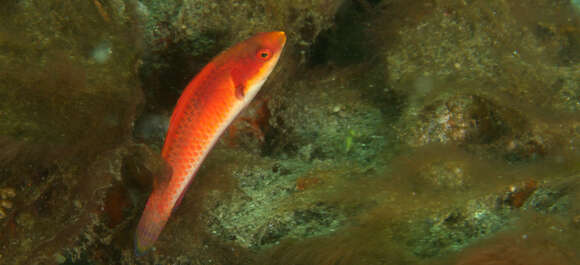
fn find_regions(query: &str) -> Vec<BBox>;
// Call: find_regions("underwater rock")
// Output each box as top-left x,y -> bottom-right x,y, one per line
397,90 -> 580,162
401,93 -> 486,147
385,0 -> 580,113
0,1 -> 142,264
133,113 -> 170,146
0,187 -> 15,220
265,72 -> 386,163
0,0 -> 142,172
0,146 -> 132,264
29,143 -> 165,265
399,93 -> 516,147
137,0 -> 346,120
385,0 -> 580,157
419,160 -> 471,190
206,153 -> 346,249
407,174 -> 579,259
522,179 -> 578,215
0,0 -> 577,264
451,231 -> 579,265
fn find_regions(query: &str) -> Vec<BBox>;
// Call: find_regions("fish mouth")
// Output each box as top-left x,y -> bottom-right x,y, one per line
276,31 -> 287,47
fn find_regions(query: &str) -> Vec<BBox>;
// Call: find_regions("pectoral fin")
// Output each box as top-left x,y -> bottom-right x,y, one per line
231,68 -> 246,100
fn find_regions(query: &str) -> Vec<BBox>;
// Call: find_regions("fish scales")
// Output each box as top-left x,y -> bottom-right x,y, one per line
135,31 -> 286,255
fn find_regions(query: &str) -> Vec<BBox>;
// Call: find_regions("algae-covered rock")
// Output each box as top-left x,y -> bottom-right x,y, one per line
397,91 -> 569,162
267,73 -> 386,163
385,0 -> 580,114
0,1 -> 142,161
385,0 -> 580,161
136,0 -> 346,135
0,1 -> 142,264
1,0 -> 580,264
207,154 -> 347,249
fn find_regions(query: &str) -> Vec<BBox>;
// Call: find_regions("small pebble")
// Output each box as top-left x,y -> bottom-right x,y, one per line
0,187 -> 16,199
0,200 -> 12,209
53,253 -> 66,264
573,215 -> 580,228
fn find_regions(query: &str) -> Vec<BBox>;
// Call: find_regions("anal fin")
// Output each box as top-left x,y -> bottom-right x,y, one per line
173,191 -> 186,213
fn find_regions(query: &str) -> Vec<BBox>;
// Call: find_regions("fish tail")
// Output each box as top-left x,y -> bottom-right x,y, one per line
134,233 -> 148,257
135,190 -> 171,256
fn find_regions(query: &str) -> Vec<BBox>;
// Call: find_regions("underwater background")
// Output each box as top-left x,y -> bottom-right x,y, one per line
0,0 -> 579,264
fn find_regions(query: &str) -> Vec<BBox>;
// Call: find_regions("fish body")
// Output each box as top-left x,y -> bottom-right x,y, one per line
135,31 -> 286,255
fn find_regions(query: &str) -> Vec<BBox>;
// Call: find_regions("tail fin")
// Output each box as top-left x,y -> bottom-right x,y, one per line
134,188 -> 171,256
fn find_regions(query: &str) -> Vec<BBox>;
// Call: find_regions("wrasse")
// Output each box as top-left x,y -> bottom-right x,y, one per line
135,31 -> 286,255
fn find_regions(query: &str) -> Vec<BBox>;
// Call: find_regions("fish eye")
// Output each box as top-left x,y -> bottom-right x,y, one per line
256,48 -> 272,60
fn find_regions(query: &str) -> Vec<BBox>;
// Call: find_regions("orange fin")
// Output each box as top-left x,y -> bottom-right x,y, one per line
173,190 -> 186,213
231,68 -> 246,100
235,84 -> 245,99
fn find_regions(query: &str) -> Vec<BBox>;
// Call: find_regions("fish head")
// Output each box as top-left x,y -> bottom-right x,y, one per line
223,31 -> 286,101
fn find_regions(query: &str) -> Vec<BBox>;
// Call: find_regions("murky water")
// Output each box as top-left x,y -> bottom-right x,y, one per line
0,1 -> 579,264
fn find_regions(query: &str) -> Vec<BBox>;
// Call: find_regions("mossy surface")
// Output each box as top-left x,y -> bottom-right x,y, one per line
1,0 -> 580,264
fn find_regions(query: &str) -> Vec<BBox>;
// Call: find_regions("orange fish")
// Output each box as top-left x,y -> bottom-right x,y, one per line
135,31 -> 286,255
